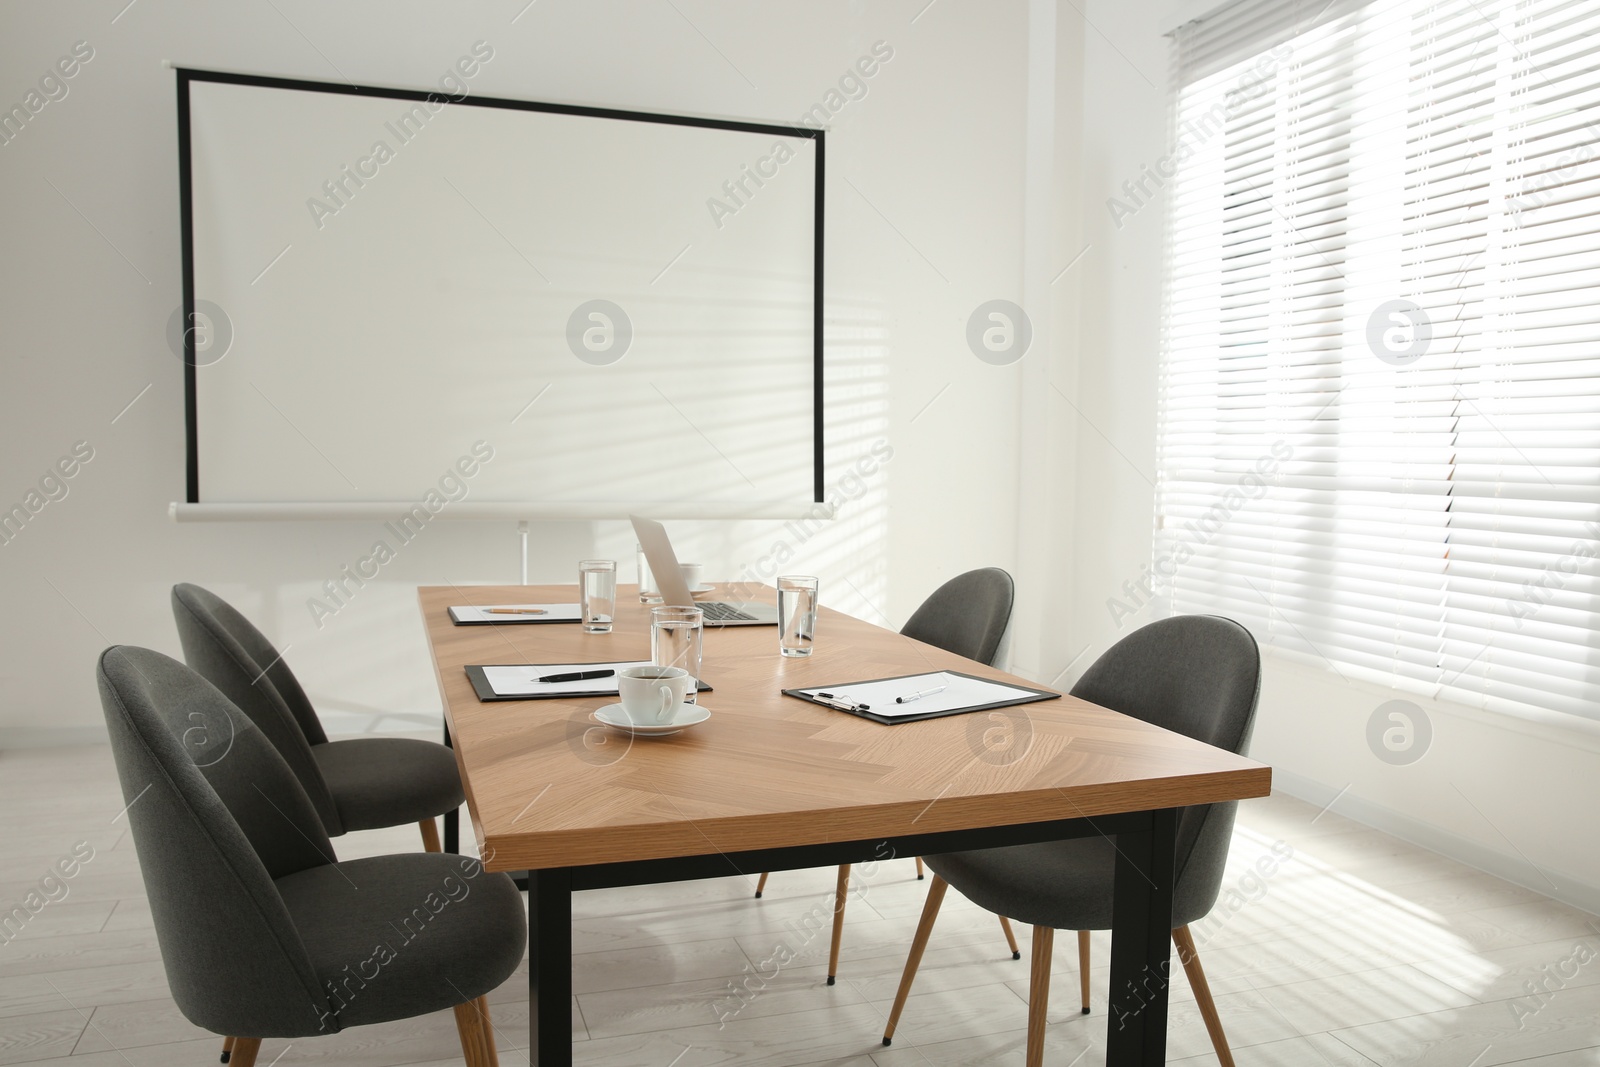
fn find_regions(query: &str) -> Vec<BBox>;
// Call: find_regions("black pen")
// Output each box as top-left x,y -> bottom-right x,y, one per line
538,669 -> 615,684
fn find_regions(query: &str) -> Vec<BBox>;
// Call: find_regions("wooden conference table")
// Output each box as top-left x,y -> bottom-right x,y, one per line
420,584 -> 1271,1066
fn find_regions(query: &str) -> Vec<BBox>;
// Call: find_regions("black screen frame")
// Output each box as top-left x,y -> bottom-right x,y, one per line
175,68 -> 826,507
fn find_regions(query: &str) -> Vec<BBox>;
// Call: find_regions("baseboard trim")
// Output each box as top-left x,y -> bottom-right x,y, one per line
0,725 -> 110,749
1273,768 -> 1600,917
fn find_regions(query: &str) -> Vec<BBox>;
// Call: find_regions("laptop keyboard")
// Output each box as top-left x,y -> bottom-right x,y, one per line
699,601 -> 758,623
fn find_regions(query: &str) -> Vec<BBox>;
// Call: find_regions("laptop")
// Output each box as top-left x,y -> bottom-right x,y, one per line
629,515 -> 779,627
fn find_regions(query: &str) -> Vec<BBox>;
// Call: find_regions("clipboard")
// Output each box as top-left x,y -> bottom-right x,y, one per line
782,670 -> 1058,725
465,661 -> 714,703
449,604 -> 582,625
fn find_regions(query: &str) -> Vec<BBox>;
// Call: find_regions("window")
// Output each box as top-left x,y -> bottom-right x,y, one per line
1157,0 -> 1600,720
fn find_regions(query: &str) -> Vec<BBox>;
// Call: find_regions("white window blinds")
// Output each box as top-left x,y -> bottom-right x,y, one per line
1157,0 -> 1600,720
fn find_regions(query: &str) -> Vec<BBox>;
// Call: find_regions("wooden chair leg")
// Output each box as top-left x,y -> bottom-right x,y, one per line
882,874 -> 948,1045
419,818 -> 442,852
452,999 -> 494,1067
475,995 -> 500,1067
999,914 -> 1021,959
1174,925 -> 1235,1067
827,864 -> 851,985
754,871 -> 770,898
220,1035 -> 236,1063
228,1039 -> 261,1067
1078,929 -> 1091,1013
1026,926 -> 1055,1067
914,856 -> 925,879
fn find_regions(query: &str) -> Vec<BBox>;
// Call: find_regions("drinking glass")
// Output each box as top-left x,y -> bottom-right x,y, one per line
777,575 -> 818,657
579,559 -> 616,633
651,605 -> 704,704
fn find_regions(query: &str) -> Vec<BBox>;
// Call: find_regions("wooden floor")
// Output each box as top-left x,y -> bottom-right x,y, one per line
2,743 -> 1598,1066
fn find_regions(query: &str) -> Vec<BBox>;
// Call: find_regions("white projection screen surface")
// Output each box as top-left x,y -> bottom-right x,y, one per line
179,72 -> 822,514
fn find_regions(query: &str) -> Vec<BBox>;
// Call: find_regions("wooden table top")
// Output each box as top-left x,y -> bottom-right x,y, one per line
419,584 -> 1271,872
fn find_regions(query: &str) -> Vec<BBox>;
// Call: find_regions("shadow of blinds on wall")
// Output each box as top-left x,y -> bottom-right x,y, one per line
1157,0 -> 1600,721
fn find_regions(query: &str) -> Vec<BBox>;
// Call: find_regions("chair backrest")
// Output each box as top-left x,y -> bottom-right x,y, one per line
96,646 -> 338,1037
900,568 -> 1015,667
171,583 -> 342,834
1069,615 -> 1261,925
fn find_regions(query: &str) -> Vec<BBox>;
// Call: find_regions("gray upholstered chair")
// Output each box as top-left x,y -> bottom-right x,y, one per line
96,646 -> 524,1067
756,567 -> 1020,983
172,583 -> 463,852
899,566 -> 1016,670
879,614 -> 1261,1067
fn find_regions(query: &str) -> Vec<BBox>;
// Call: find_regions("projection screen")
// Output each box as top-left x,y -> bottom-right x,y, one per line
175,69 -> 823,519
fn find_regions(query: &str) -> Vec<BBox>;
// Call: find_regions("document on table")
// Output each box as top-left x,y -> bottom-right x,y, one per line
449,603 -> 583,625
783,670 -> 1058,724
465,662 -> 713,702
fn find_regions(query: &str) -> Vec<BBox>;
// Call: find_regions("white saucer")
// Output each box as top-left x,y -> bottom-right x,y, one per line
593,703 -> 711,736
688,584 -> 716,596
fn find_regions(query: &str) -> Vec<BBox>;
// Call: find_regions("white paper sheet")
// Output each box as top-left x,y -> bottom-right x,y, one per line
795,671 -> 1044,719
450,603 -> 583,624
480,661 -> 653,697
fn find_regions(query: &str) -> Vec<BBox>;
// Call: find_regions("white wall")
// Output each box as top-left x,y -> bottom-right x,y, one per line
0,1 -> 1057,743
1065,0 -> 1600,913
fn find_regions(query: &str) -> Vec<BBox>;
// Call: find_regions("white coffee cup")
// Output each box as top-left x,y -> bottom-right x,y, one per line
680,562 -> 703,590
617,665 -> 692,725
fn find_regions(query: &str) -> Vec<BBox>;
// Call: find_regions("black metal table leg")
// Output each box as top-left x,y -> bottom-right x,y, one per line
1105,807 -> 1177,1066
443,719 -> 459,854
513,810 -> 1185,1064
527,867 -> 572,1066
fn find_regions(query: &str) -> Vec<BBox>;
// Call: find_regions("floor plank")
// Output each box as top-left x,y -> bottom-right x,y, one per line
0,1008 -> 85,1065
